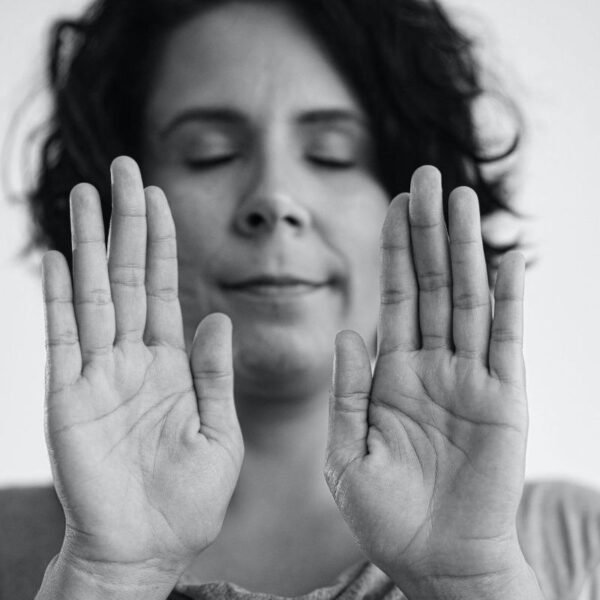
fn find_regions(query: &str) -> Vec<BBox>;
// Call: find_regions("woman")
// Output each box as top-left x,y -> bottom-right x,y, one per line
3,0 -> 600,598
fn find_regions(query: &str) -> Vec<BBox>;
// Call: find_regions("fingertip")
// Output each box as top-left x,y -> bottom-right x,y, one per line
145,185 -> 173,223
386,192 -> 410,219
206,311 -> 232,327
190,313 -> 234,378
332,330 -> 372,399
389,192 -> 410,209
70,181 -> 97,197
41,250 -> 67,276
110,157 -> 145,212
495,251 -> 526,301
69,185 -> 104,247
501,250 -> 526,270
69,182 -> 100,210
41,251 -> 70,297
110,155 -> 141,180
448,186 -> 481,237
381,192 -> 410,245
497,251 -> 526,284
448,186 -> 479,209
213,312 -> 233,335
334,330 -> 369,368
411,165 -> 441,189
409,165 -> 443,225
334,329 -> 362,350
41,249 -> 65,269
194,312 -> 233,343
144,185 -> 167,202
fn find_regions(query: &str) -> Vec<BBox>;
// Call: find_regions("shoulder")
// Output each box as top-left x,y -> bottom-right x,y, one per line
518,480 -> 600,600
0,484 -> 64,598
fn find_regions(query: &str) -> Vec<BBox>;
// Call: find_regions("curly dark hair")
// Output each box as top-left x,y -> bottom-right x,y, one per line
26,0 -> 522,270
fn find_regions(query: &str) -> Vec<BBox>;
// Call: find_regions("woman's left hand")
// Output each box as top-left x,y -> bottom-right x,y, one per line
325,166 -> 541,599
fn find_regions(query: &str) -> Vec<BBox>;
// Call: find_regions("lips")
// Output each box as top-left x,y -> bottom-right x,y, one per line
221,275 -> 330,296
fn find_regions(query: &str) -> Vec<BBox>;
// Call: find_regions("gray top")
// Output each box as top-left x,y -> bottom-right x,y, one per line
2,481 -> 600,599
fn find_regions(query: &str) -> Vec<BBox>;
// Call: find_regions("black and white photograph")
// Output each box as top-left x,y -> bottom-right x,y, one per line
1,1 -> 600,598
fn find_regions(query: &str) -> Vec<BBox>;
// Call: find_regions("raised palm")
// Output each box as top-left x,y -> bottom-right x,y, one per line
42,157 -> 243,572
326,166 -> 528,583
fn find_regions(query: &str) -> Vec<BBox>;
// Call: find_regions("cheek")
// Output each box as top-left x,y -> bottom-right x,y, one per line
170,197 -> 224,273
156,182 -> 234,336
350,227 -> 384,309
156,174 -> 233,265
325,186 -> 388,324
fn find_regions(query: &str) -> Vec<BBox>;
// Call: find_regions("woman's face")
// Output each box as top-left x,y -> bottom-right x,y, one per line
142,1 -> 389,395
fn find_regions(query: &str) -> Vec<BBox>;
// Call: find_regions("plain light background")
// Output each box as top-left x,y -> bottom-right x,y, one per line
1,0 -> 599,487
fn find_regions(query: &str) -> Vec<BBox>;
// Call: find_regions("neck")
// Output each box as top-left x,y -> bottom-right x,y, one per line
231,383 -> 333,514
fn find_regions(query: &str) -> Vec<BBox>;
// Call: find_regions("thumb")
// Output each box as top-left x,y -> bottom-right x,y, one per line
325,330 -> 372,492
190,313 -> 239,441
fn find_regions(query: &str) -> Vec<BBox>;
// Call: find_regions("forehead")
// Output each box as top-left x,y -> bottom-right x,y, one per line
145,1 -> 365,128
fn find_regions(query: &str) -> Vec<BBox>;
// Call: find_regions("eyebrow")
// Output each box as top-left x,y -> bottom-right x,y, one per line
158,107 -> 368,139
296,109 -> 368,129
158,108 -> 244,138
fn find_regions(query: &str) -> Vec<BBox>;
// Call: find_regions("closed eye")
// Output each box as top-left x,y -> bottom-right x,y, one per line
185,155 -> 238,170
307,156 -> 356,169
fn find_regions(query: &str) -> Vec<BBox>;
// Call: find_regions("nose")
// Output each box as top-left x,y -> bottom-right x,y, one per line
233,156 -> 311,237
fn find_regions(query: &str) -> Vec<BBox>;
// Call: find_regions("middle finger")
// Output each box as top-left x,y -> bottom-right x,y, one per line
107,156 -> 147,344
408,166 -> 452,351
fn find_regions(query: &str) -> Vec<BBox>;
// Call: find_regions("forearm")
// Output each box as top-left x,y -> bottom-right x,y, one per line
392,559 -> 545,600
36,552 -> 182,600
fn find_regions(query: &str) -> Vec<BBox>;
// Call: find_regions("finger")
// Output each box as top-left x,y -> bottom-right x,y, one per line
42,251 -> 82,392
326,330 -> 371,477
190,313 -> 239,439
448,187 -> 491,361
409,166 -> 452,350
489,252 -> 525,384
107,156 -> 147,344
144,186 -> 185,350
70,183 -> 115,361
378,193 -> 419,355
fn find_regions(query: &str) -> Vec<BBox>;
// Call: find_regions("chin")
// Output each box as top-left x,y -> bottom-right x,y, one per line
232,322 -> 335,398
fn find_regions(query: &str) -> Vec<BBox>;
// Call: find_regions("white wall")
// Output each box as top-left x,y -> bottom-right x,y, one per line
1,0 -> 599,487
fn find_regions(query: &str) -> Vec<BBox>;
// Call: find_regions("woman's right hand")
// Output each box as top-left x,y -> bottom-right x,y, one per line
41,157 -> 243,584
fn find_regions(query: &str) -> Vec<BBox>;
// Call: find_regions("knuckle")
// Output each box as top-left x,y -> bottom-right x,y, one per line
151,252 -> 178,263
45,296 -> 72,306
77,288 -> 112,306
495,293 -> 523,304
380,289 -> 417,305
492,328 -> 522,344
450,237 -> 480,249
453,293 -> 489,311
193,369 -> 233,383
455,348 -> 485,360
115,328 -> 143,343
381,241 -> 411,252
333,390 -> 369,413
411,218 -> 442,231
149,233 -> 177,248
110,264 -> 145,287
418,271 -> 451,292
82,344 -> 113,358
113,209 -> 146,219
46,331 -> 79,347
73,237 -> 105,247
421,333 -> 450,349
147,287 -> 178,302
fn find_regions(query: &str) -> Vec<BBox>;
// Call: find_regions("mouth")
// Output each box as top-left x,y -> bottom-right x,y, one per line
221,275 -> 331,297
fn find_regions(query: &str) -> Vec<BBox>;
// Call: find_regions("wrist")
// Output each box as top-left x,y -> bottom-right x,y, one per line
391,555 -> 544,600
36,549 -> 186,600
